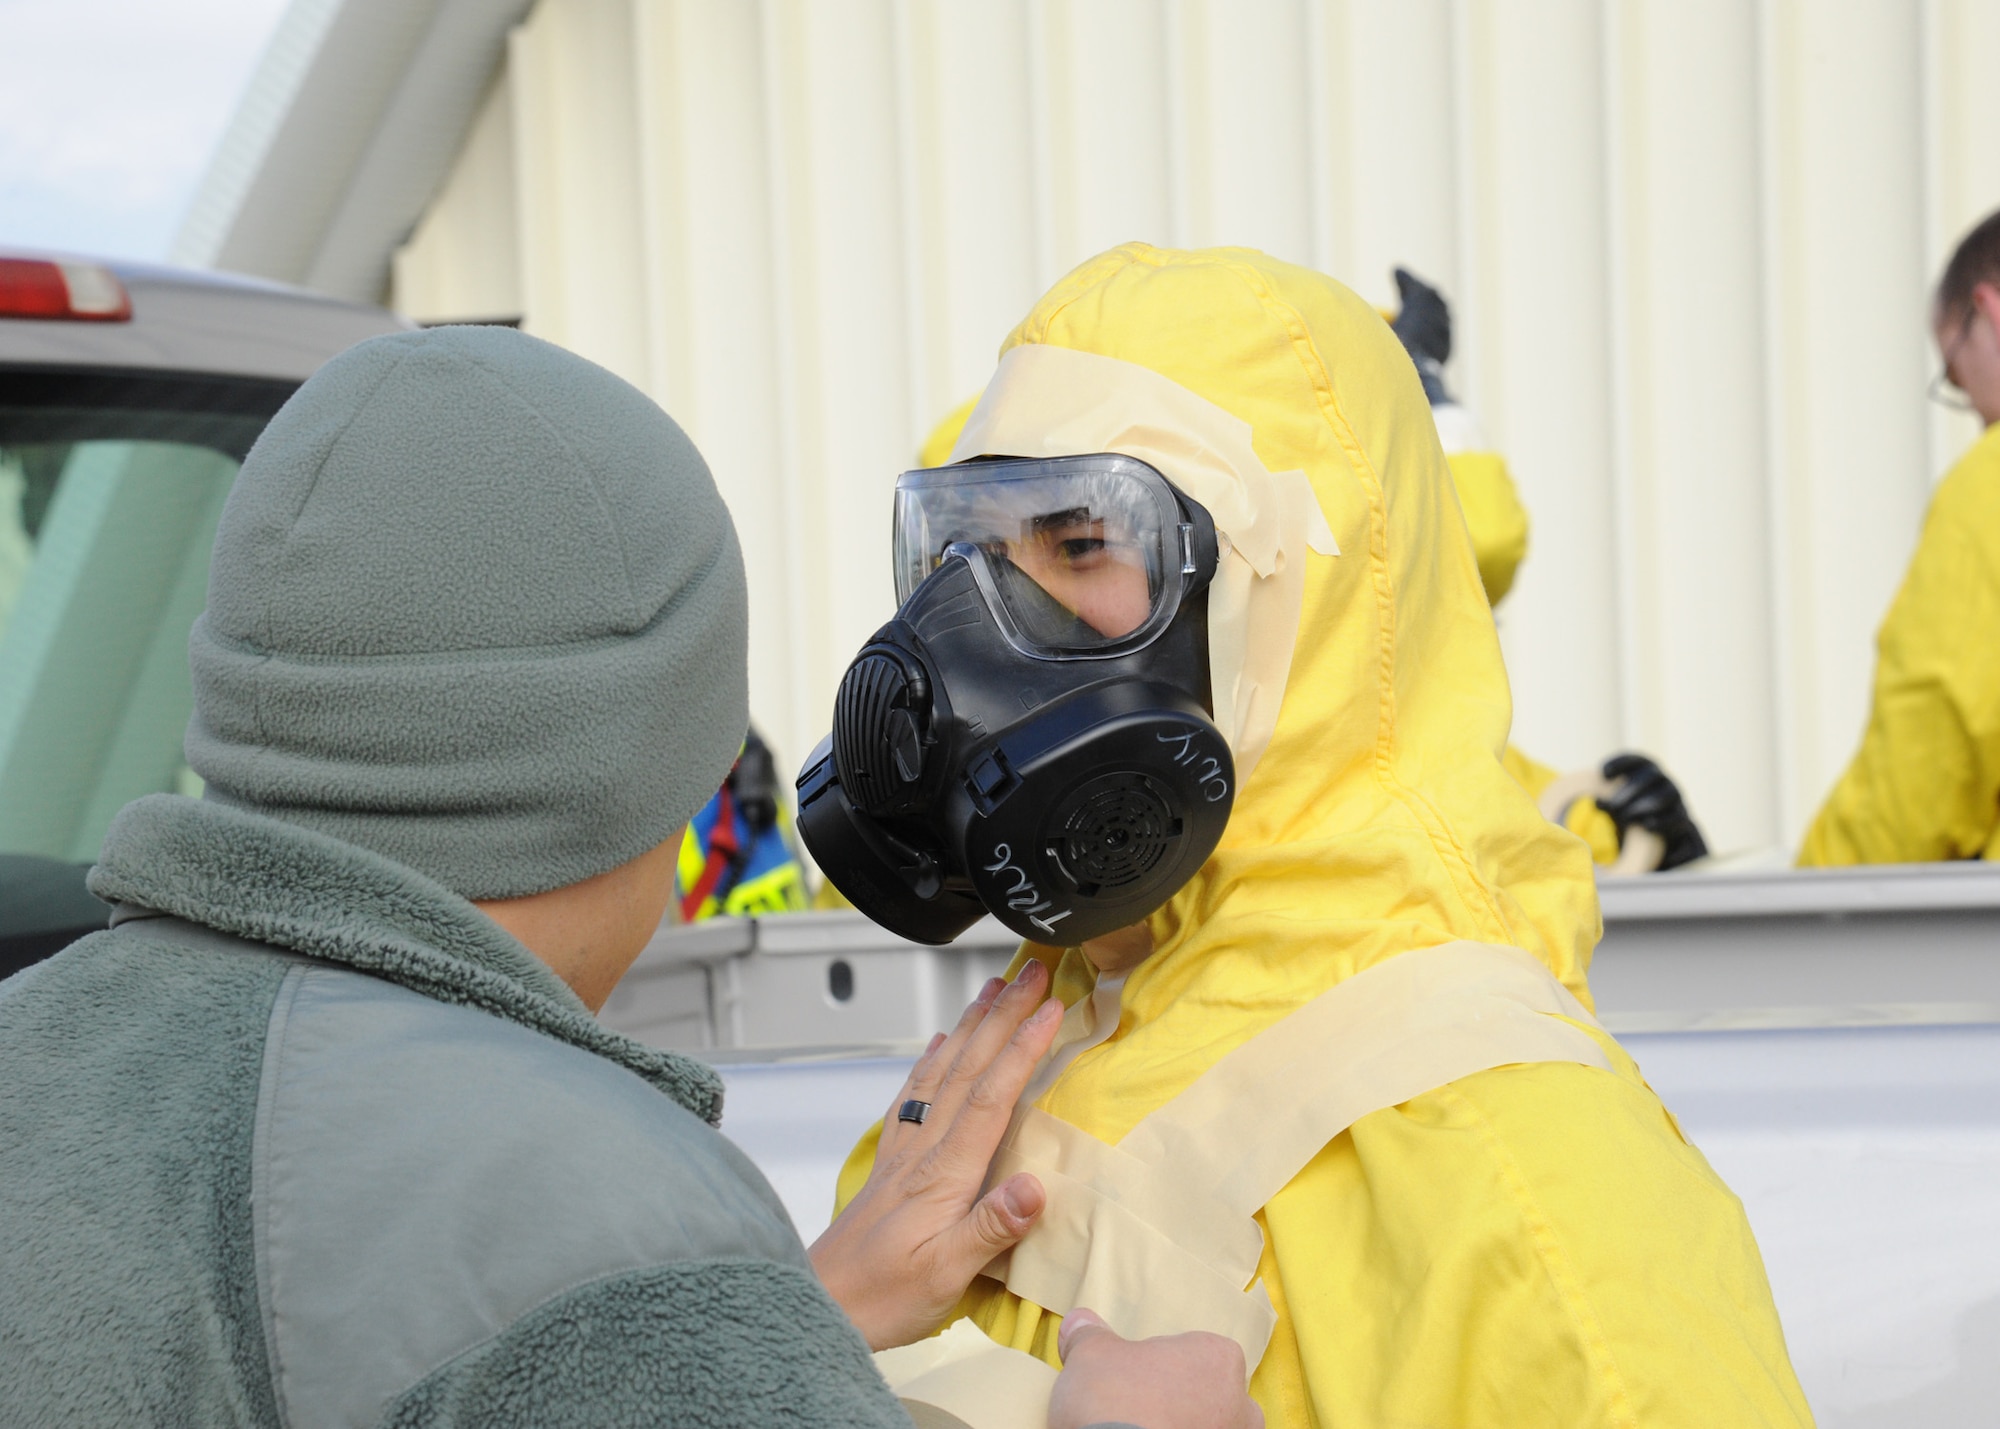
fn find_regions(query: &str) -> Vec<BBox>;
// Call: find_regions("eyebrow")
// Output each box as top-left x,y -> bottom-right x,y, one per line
1028,507 -> 1095,533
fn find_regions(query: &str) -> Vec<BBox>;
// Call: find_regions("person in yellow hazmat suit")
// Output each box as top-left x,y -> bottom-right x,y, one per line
820,245 -> 1810,1427
1801,208 -> 2000,865
1388,266 -> 1709,872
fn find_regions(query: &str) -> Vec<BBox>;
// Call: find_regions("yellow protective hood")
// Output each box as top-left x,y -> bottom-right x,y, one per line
963,245 -> 1599,1065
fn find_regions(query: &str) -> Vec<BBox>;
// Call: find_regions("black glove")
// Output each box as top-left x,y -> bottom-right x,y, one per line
729,727 -> 781,836
1390,266 -> 1453,406
1598,753 -> 1708,871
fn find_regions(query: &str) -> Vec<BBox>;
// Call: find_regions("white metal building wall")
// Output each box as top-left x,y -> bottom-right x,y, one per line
391,0 -> 2000,858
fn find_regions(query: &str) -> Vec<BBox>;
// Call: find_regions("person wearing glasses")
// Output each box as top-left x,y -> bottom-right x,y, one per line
1801,208 -> 2000,865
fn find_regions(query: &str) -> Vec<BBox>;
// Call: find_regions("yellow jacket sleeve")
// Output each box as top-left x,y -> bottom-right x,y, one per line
1801,429 -> 2000,865
1447,450 -> 1531,608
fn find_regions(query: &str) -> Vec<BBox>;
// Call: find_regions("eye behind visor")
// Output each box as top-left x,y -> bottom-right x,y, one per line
892,453 -> 1218,659
983,549 -> 1107,649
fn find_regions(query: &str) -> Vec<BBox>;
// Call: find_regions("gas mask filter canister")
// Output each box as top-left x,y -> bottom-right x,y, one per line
796,453 -> 1235,946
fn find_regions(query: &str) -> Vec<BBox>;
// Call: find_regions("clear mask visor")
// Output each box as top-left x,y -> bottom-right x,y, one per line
893,454 -> 1195,657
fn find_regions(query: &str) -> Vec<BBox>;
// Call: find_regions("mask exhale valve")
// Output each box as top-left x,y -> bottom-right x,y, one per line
796,453 -> 1236,946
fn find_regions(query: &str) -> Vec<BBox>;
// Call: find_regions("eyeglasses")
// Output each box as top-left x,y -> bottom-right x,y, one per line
1930,304 -> 1979,412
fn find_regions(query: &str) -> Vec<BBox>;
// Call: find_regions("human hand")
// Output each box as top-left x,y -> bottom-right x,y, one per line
810,960 -> 1063,1350
1049,1309 -> 1264,1429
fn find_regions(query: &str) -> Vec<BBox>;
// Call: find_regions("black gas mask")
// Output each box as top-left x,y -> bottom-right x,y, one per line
796,453 -> 1235,946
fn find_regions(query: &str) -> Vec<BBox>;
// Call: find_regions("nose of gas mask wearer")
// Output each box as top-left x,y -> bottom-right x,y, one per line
796,543 -> 1235,947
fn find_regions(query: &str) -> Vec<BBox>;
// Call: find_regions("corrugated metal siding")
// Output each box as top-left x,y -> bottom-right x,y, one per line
391,0 -> 2000,857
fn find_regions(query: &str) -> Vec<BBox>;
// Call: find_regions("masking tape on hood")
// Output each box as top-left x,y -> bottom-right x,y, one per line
981,941 -> 1614,1371
952,344 -> 1338,790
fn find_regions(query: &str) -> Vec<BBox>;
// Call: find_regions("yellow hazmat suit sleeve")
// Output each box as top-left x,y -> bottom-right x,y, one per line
835,245 -> 1809,1428
1801,423 -> 2000,864
1447,449 -> 1531,607
1502,744 -> 1624,867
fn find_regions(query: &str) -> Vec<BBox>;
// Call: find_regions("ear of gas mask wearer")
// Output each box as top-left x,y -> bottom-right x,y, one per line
795,457 -> 1236,946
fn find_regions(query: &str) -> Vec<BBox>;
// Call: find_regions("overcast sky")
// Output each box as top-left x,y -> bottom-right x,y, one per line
0,0 -> 290,262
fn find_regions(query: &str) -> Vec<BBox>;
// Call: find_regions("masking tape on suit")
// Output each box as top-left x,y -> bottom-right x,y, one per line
952,343 -> 1339,791
1020,969 -> 1125,1106
874,1317 -> 1058,1429
877,941 -> 1613,1429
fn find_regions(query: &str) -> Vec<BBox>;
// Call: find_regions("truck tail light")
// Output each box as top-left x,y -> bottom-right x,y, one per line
0,258 -> 133,321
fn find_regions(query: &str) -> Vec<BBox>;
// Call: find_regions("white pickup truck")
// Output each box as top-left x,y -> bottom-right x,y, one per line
603,864 -> 2000,1429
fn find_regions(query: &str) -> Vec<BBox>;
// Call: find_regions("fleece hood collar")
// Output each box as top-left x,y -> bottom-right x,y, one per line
89,794 -> 722,1125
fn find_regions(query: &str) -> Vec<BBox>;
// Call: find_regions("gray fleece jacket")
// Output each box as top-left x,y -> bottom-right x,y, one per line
0,792 -> 911,1428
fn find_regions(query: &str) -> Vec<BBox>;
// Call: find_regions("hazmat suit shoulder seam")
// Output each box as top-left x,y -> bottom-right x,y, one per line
1920,473 -> 2000,593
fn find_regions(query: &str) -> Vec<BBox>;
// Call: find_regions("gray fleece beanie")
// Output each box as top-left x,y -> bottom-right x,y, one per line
185,325 -> 749,899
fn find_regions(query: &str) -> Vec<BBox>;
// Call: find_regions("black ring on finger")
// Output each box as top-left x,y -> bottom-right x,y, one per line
897,1099 -> 933,1125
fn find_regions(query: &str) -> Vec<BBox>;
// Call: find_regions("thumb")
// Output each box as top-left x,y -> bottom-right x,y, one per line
1057,1306 -> 1118,1362
937,1172 -> 1044,1276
